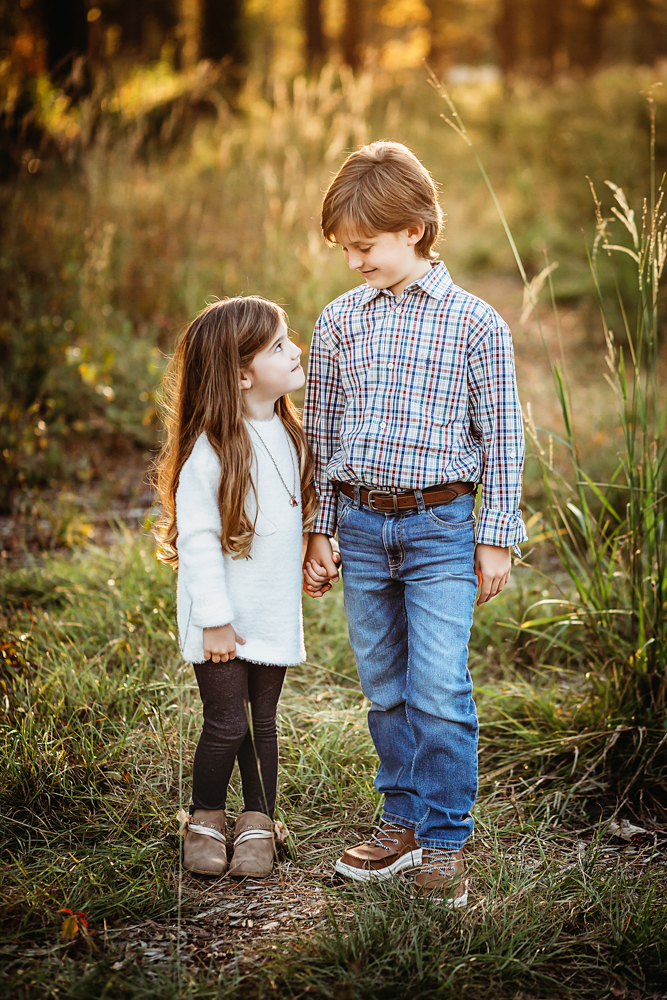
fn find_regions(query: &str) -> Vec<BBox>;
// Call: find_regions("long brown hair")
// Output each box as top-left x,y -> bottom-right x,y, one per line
153,296 -> 317,567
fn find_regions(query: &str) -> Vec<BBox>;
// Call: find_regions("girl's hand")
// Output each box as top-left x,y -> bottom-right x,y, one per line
303,558 -> 333,597
203,624 -> 246,663
474,544 -> 511,605
303,533 -> 341,598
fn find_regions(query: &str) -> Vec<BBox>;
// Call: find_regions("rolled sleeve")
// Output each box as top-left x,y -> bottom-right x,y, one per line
313,492 -> 338,537
475,505 -> 528,553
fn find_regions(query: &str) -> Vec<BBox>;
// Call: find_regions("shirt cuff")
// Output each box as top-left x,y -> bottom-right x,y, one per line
313,492 -> 337,537
475,506 -> 528,555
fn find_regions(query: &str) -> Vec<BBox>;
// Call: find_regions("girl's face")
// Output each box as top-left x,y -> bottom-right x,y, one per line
240,320 -> 305,413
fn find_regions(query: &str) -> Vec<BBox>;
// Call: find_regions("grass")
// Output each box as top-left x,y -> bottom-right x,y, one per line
1,55 -> 667,1000
1,530 -> 666,999
2,62 -> 667,505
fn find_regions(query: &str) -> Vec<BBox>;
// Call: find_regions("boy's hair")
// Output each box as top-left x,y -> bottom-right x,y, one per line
152,296 -> 317,566
321,141 -> 443,260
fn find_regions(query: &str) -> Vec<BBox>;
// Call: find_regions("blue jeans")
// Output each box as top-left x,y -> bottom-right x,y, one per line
337,490 -> 479,849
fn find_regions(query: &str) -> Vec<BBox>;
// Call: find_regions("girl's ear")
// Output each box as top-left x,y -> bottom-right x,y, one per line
239,370 -> 252,391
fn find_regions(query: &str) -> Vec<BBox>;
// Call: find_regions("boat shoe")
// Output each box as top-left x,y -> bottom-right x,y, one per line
414,847 -> 468,906
183,809 -> 228,876
335,822 -> 422,881
228,811 -> 287,879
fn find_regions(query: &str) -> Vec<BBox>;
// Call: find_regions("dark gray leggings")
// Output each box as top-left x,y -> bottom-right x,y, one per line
191,658 -> 286,818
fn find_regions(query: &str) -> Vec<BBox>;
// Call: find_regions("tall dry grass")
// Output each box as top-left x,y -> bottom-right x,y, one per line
2,61 -> 667,505
421,73 -> 667,822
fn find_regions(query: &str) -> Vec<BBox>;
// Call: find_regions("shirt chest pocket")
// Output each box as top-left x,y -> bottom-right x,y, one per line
392,349 -> 437,396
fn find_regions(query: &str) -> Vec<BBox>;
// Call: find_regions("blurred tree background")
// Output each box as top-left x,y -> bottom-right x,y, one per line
1,0 -> 667,511
5,0 -> 666,87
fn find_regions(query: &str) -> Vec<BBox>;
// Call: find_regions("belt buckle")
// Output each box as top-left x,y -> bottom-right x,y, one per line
366,489 -> 399,513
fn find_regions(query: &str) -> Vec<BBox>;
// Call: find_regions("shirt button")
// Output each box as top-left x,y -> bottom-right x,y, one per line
509,449 -> 516,458
380,422 -> 387,429
387,363 -> 393,369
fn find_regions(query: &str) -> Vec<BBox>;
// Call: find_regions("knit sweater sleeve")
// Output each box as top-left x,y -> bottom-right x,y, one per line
175,438 -> 234,629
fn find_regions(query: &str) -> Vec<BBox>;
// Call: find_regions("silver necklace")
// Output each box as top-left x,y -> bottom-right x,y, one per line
248,422 -> 299,507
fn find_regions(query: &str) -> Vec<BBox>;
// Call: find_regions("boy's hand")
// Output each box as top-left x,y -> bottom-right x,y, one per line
203,624 -> 246,662
303,533 -> 341,598
474,544 -> 511,605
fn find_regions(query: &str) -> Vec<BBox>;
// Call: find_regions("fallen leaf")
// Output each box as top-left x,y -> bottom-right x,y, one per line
607,818 -> 647,840
58,908 -> 88,942
60,915 -> 79,942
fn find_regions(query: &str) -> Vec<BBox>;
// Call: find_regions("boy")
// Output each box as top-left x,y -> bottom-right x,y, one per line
302,141 -> 527,904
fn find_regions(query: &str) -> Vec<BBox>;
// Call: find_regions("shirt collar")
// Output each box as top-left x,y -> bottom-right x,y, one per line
410,260 -> 452,300
354,260 -> 453,307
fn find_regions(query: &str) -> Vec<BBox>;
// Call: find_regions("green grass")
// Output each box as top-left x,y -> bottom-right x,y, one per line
1,531 -> 665,998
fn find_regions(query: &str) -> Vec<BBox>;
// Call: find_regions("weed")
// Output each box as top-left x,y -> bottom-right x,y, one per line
1,535 -> 666,998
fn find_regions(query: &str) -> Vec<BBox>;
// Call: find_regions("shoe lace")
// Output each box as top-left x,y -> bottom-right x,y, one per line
366,823 -> 407,853
422,848 -> 458,877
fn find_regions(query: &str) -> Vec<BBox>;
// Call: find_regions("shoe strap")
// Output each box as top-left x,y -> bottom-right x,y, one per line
234,829 -> 274,848
188,823 -> 226,844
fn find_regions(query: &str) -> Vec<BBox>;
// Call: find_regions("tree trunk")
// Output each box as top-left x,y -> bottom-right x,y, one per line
424,0 -> 450,75
200,0 -> 244,66
341,0 -> 364,71
568,0 -> 612,72
634,0 -> 667,64
304,0 -> 326,70
40,0 -> 88,79
528,0 -> 561,79
494,0 -> 518,78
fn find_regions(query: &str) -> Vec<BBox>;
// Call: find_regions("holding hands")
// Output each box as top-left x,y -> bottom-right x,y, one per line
303,533 -> 341,598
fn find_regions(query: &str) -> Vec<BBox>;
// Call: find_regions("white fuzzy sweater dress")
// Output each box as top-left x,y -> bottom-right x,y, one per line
175,414 -> 306,666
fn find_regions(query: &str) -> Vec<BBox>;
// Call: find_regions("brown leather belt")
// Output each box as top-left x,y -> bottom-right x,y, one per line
336,480 -> 476,514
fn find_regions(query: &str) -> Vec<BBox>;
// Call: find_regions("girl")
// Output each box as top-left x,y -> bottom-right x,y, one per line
154,296 -> 317,878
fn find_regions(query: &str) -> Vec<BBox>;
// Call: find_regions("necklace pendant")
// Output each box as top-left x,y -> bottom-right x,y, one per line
290,497 -> 298,507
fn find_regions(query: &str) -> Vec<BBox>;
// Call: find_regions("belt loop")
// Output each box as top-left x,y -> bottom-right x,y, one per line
353,484 -> 361,509
414,488 -> 426,513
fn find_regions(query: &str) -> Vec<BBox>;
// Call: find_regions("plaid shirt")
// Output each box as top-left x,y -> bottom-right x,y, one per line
303,261 -> 528,550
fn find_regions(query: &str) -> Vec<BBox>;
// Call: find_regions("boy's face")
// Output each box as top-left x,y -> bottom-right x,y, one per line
335,225 -> 430,296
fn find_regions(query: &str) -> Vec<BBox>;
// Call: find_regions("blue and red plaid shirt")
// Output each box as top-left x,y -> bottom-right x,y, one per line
303,261 -> 528,550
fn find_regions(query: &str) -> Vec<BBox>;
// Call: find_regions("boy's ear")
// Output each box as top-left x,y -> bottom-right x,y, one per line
406,223 -> 425,245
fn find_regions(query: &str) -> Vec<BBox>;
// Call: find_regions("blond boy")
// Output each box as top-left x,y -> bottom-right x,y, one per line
302,142 -> 527,903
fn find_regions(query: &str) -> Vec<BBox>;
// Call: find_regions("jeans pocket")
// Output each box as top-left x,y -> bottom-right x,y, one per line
426,496 -> 476,530
337,493 -> 355,528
